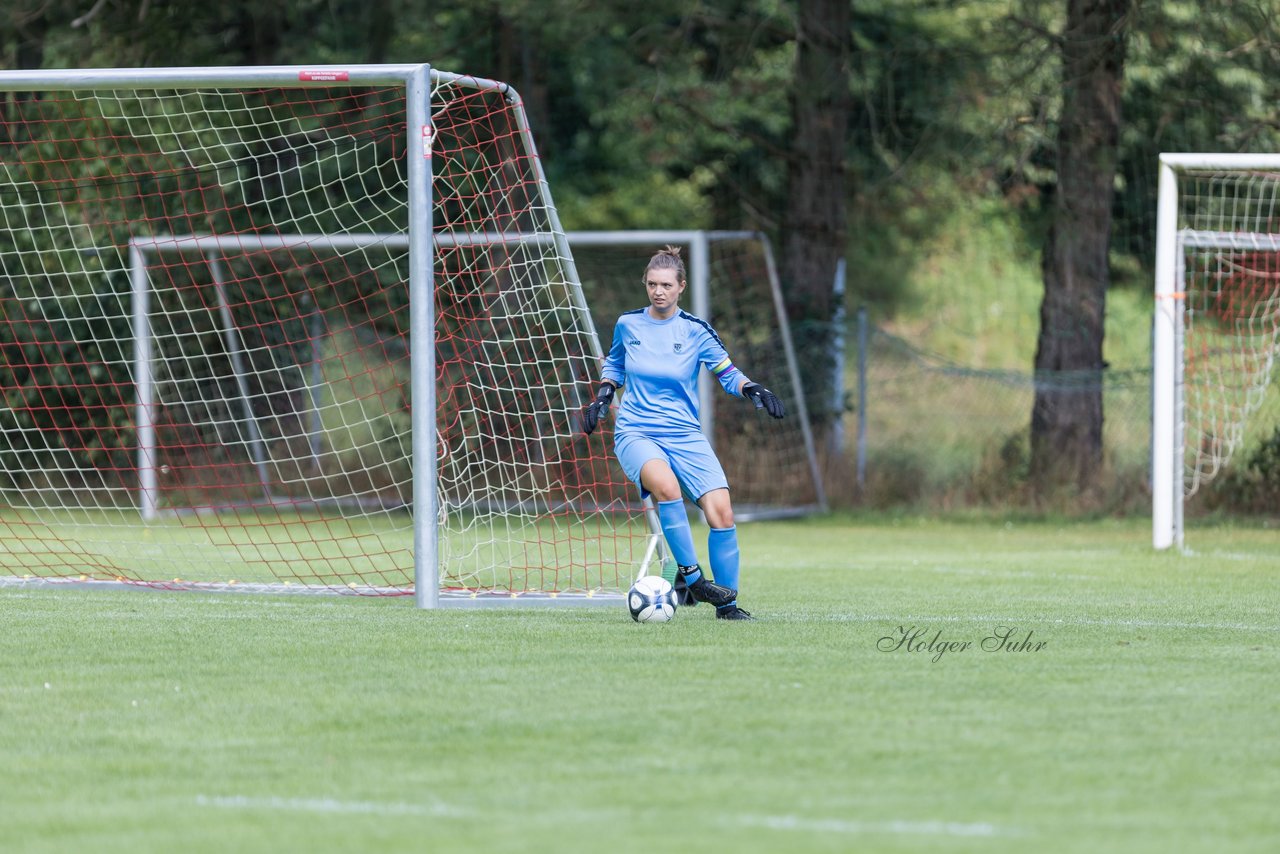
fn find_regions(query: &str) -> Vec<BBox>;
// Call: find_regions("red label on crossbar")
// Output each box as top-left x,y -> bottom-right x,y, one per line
298,70 -> 350,82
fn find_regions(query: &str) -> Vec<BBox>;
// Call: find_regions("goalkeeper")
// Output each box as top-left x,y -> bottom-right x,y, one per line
581,245 -> 785,621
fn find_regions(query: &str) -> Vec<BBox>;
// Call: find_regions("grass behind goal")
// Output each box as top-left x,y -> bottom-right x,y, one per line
2,515 -> 1277,854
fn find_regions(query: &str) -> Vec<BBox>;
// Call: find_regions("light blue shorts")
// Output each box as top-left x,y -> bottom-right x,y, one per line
614,430 -> 729,502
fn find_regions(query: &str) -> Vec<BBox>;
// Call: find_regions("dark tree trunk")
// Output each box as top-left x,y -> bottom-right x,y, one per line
1030,0 -> 1130,491
782,0 -> 851,417
231,6 -> 284,65
364,0 -> 396,65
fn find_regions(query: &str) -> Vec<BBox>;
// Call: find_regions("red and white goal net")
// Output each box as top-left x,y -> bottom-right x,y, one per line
0,66 -> 648,598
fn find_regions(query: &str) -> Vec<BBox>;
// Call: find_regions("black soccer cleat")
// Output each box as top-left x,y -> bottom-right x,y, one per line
677,565 -> 737,608
715,605 -> 755,621
672,572 -> 696,607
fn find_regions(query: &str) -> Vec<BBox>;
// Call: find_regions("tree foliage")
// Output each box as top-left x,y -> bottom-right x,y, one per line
5,1 -> 1280,499
6,1 -> 1280,266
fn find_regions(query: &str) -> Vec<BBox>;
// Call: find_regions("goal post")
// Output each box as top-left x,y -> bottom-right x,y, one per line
0,64 -> 653,604
1153,153 -> 1280,549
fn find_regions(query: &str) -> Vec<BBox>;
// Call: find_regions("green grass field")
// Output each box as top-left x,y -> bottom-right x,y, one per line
2,515 -> 1277,853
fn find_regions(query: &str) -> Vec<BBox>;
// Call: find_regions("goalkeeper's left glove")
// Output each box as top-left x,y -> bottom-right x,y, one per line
743,383 -> 785,419
581,383 -> 615,434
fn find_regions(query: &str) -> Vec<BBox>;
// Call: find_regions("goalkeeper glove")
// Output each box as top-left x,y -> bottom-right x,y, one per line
743,383 -> 785,419
581,383 -> 615,435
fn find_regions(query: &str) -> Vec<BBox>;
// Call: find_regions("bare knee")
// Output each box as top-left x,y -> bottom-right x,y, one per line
706,507 -> 735,528
650,483 -> 683,502
640,460 -> 682,503
699,489 -> 734,528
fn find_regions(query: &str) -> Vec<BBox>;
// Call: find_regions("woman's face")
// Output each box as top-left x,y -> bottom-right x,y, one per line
644,266 -> 685,314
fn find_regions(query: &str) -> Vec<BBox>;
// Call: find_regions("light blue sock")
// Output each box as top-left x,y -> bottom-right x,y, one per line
708,526 -> 740,605
657,499 -> 699,574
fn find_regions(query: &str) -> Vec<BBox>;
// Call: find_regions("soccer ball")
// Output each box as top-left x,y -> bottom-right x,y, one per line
628,575 -> 677,623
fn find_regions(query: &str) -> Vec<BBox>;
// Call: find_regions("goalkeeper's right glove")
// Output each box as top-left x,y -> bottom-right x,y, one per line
743,382 -> 785,419
581,383 -> 615,435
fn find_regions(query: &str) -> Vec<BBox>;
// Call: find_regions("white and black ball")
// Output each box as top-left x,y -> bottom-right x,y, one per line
627,575 -> 677,623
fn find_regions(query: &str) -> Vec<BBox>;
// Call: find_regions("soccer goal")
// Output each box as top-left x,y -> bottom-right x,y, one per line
565,230 -> 827,520
1153,153 -> 1280,549
0,64 -> 651,605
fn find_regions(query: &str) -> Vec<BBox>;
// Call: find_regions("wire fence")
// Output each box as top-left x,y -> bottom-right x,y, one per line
818,314 -> 1280,515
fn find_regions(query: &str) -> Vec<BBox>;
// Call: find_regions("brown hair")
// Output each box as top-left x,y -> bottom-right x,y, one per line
643,245 -> 686,282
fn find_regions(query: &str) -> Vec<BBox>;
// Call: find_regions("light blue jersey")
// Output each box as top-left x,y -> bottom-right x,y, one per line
600,308 -> 747,435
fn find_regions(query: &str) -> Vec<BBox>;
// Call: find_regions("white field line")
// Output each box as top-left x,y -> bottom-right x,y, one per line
4,587 -> 1272,632
919,564 -> 1100,581
737,814 -> 1004,837
1198,549 -> 1279,562
195,794 -> 1016,838
195,794 -> 469,818
4,585 -> 1270,632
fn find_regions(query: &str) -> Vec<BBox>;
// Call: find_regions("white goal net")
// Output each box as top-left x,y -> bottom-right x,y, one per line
0,65 -> 650,602
1153,154 -> 1280,548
